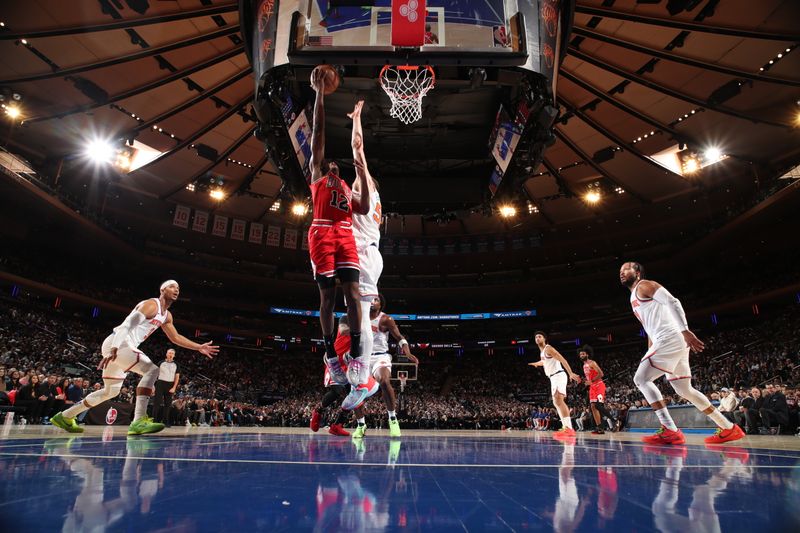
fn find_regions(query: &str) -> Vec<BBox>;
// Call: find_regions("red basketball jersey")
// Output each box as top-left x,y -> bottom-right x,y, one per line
583,361 -> 601,383
310,173 -> 353,226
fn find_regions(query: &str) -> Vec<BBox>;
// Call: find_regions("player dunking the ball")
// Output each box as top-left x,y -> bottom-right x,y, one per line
308,67 -> 376,408
51,281 -> 218,435
620,262 -> 744,445
530,331 -> 581,440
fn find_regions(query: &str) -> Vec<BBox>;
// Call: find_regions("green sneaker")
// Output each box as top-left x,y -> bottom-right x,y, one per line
388,417 -> 401,438
127,416 -> 165,436
51,412 -> 84,433
352,424 -> 367,439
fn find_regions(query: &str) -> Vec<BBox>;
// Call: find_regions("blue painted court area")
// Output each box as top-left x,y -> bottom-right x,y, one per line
1,430 -> 799,531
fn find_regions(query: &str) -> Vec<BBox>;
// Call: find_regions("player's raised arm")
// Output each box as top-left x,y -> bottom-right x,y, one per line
547,346 -> 581,383
309,68 -> 326,184
383,315 -> 418,364
160,312 -> 219,359
348,100 -> 370,215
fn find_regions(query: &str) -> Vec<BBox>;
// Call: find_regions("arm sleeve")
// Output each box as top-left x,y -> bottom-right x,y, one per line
652,287 -> 689,331
110,310 -> 147,349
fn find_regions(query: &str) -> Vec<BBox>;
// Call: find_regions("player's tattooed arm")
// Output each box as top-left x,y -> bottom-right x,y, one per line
309,68 -> 326,184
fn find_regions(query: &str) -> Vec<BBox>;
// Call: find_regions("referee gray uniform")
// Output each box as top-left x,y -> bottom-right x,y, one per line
152,360 -> 178,425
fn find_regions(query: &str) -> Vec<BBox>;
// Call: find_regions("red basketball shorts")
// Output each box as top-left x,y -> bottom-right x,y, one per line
308,225 -> 359,278
589,381 -> 606,403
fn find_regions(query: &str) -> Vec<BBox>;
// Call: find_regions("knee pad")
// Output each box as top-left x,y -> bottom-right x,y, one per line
138,363 -> 159,390
669,379 -> 711,410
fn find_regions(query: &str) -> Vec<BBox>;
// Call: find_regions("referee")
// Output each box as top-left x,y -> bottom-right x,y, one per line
152,349 -> 180,427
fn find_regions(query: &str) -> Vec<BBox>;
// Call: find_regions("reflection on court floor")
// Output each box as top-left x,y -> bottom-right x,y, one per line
1,427 -> 798,531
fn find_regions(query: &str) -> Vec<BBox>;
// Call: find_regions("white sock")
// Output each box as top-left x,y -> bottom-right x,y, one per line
62,402 -> 89,419
388,410 -> 396,419
655,408 -> 678,431
707,409 -> 734,430
357,417 -> 366,426
561,416 -> 573,430
133,395 -> 149,421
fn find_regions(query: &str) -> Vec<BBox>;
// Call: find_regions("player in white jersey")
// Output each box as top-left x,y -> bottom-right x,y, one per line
51,280 -> 219,435
341,100 -> 383,411
529,331 -> 581,440
620,262 -> 744,445
352,294 -> 419,439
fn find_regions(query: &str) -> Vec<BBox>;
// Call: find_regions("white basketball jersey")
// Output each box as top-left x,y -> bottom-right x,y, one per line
540,344 -> 563,376
630,282 -> 680,340
114,298 -> 168,349
352,188 -> 382,247
371,312 -> 390,355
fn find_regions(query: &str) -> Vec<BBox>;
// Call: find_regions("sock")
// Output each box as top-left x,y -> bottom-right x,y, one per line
62,402 -> 90,419
655,407 -> 678,431
133,395 -> 149,421
357,417 -> 366,426
388,410 -> 396,419
707,409 -> 734,430
323,335 -> 336,359
350,332 -> 361,359
561,416 -> 572,430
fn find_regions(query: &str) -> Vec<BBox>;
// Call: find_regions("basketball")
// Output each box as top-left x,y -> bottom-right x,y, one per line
312,64 -> 340,95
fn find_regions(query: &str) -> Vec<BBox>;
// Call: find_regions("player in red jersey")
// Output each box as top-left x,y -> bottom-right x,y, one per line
309,69 -> 372,397
310,316 -> 375,436
579,345 -> 615,434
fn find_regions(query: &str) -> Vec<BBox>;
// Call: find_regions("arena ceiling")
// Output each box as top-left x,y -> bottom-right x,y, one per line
1,0 -> 799,239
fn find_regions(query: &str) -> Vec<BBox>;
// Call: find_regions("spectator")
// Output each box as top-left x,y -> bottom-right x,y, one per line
759,383 -> 789,434
718,387 -> 738,423
15,374 -> 46,423
424,24 -> 439,45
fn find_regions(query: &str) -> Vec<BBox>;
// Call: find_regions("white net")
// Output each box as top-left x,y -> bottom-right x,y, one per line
379,65 -> 435,124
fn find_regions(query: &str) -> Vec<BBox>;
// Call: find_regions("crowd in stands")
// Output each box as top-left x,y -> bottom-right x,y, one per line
1,295 -> 798,435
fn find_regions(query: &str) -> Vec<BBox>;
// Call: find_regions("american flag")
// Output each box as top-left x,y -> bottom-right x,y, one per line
308,35 -> 333,46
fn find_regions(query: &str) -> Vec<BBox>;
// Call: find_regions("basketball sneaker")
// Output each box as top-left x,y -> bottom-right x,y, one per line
341,376 -> 379,411
352,424 -> 367,439
388,417 -> 401,438
328,424 -> 350,437
553,427 -> 577,440
127,416 -> 165,436
51,412 -> 84,434
704,424 -> 745,445
642,426 -> 685,445
346,356 -> 368,387
324,355 -> 348,385
310,410 -> 321,432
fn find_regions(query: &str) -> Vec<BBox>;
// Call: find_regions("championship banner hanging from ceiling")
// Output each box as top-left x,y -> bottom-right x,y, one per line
231,219 -> 247,241
173,205 -> 191,228
212,215 -> 229,238
192,210 -> 209,233
249,222 -> 264,244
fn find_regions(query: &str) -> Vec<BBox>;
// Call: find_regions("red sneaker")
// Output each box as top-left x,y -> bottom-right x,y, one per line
704,424 -> 745,445
642,426 -> 685,445
310,410 -> 321,432
553,427 -> 577,440
328,424 -> 350,437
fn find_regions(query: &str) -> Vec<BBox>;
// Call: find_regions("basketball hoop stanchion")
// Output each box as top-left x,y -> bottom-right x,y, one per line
379,65 -> 435,124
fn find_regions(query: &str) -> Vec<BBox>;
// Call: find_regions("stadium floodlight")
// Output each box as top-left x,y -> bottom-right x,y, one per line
86,139 -> 115,164
499,205 -> 517,218
585,190 -> 601,204
704,147 -> 723,163
291,202 -> 309,216
5,106 -> 21,119
209,189 -> 226,201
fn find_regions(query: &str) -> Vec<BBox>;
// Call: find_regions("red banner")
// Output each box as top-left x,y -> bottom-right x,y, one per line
391,0 -> 426,47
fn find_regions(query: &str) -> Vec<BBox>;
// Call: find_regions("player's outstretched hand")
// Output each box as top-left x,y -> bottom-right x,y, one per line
347,100 -> 364,119
569,373 -> 582,384
198,341 -> 219,359
682,330 -> 705,353
407,353 -> 420,365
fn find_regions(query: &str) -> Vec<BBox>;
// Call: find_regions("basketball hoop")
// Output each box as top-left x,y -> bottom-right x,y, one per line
398,370 -> 408,393
379,65 -> 435,124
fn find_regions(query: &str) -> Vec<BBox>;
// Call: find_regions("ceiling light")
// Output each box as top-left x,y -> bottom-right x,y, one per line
209,189 -> 225,201
499,205 -> 516,218
20,39 -> 28,45
704,147 -> 723,163
291,202 -> 308,216
5,106 -> 21,119
269,200 -> 281,212
186,183 -> 196,192
86,139 -> 115,164
585,191 -> 601,204
682,157 -> 699,174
